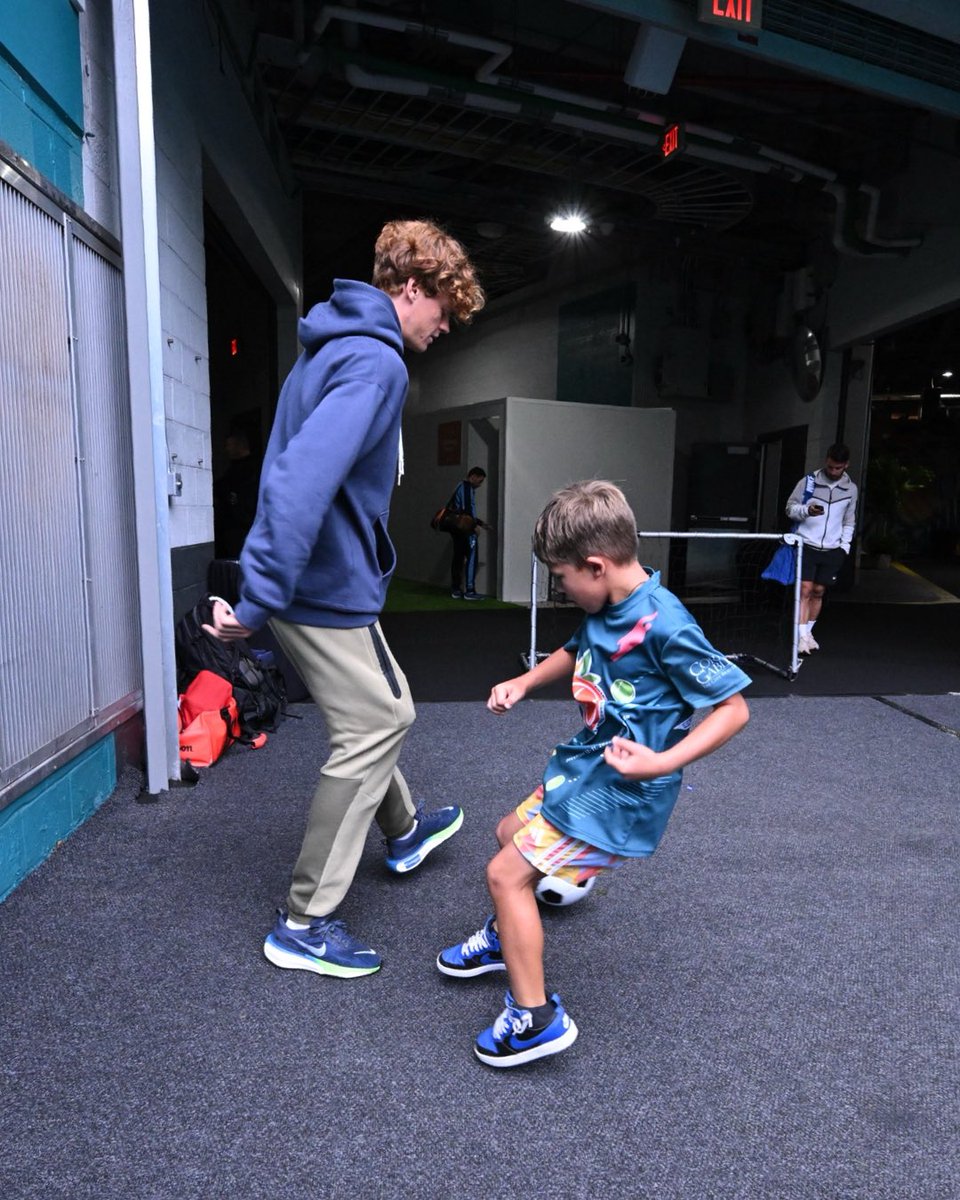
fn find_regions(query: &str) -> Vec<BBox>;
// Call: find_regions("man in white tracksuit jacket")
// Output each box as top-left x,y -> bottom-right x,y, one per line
785,442 -> 858,654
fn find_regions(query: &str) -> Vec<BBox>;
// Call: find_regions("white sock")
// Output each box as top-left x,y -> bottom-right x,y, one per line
808,621 -> 816,634
396,818 -> 419,842
285,915 -> 311,930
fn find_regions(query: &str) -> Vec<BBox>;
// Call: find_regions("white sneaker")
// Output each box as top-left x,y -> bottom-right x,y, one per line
798,634 -> 814,654
806,633 -> 820,651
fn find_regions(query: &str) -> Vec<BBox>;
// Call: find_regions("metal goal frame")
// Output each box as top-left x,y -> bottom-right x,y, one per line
524,531 -> 804,680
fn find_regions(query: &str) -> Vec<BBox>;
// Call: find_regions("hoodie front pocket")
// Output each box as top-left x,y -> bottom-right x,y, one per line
374,515 -> 397,578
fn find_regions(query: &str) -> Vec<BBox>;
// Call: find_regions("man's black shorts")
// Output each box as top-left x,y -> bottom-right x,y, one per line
801,546 -> 846,586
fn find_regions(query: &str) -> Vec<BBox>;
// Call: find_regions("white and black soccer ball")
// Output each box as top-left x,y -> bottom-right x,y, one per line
535,874 -> 597,907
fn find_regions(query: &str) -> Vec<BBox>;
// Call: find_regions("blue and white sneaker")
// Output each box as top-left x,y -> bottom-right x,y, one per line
437,915 -> 506,977
474,991 -> 579,1068
385,804 -> 464,874
263,909 -> 381,978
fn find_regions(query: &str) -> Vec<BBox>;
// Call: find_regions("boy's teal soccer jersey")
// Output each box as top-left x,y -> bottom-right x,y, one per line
540,570 -> 750,857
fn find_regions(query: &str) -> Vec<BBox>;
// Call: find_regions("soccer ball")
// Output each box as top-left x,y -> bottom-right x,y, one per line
535,874 -> 597,907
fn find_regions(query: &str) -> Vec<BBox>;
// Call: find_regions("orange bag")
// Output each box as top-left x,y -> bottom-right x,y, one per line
177,670 -> 241,767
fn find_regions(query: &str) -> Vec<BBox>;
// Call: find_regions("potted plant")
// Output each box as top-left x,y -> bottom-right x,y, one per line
863,530 -> 901,569
862,455 -> 905,568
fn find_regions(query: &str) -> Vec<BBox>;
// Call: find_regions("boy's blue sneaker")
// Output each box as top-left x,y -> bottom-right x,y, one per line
475,991 -> 578,1068
437,915 -> 506,977
385,804 -> 463,874
263,909 -> 381,978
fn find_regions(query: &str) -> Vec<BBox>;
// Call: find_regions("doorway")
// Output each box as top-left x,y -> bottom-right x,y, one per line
869,310 -> 960,571
465,416 -> 501,597
203,204 -> 277,559
758,426 -> 809,533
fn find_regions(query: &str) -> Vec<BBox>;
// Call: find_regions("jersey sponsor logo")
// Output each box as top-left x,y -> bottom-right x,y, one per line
688,655 -> 731,686
611,611 -> 659,661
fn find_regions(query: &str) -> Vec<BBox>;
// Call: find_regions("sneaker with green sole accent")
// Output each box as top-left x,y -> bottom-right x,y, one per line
263,909 -> 381,978
384,804 -> 463,873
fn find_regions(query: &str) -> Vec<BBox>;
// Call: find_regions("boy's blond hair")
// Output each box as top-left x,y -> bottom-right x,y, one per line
533,480 -> 639,566
372,219 -> 485,323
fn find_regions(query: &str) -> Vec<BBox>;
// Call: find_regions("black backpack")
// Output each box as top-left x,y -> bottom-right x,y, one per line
175,597 -> 287,736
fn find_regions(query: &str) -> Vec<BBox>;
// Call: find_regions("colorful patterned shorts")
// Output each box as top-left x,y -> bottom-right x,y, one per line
513,786 -> 630,885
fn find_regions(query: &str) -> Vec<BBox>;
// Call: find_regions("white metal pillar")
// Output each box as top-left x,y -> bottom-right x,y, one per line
111,0 -> 180,794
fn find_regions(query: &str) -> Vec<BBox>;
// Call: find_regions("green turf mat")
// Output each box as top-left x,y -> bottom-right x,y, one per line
383,578 -> 519,612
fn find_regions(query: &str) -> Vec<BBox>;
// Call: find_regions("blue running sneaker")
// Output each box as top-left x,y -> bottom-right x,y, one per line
474,991 -> 578,1068
385,804 -> 464,874
263,909 -> 381,978
437,915 -> 506,978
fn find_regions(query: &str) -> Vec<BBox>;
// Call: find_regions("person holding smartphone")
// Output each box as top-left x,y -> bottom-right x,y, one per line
785,443 -> 858,654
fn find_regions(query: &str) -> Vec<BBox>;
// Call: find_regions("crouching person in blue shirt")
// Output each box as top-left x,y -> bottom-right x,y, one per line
437,480 -> 750,1066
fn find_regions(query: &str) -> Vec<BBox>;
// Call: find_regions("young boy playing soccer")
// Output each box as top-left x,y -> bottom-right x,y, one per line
437,480 -> 750,1067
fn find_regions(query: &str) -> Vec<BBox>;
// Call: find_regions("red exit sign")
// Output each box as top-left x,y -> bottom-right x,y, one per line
698,0 -> 763,29
661,122 -> 685,159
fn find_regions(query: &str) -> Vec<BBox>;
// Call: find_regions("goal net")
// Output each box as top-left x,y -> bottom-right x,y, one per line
524,532 -> 803,680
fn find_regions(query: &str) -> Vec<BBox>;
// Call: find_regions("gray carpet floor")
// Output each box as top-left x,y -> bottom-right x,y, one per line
2,690 -> 958,1199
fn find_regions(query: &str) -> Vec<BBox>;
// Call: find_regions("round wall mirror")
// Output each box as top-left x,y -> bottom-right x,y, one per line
790,325 -> 823,402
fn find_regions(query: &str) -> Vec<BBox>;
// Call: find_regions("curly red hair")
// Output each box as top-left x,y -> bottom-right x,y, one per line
373,219 -> 485,323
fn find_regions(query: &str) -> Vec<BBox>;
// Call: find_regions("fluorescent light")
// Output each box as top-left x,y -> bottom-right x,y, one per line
942,370 -> 953,378
549,213 -> 587,234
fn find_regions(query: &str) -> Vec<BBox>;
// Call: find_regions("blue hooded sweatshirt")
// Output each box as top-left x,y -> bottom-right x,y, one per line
234,280 -> 407,631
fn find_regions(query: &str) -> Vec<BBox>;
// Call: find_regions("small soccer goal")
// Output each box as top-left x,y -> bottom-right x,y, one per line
523,532 -> 804,680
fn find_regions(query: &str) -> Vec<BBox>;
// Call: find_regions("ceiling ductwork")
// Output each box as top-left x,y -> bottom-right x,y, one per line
825,181 -> 923,256
238,0 -> 946,297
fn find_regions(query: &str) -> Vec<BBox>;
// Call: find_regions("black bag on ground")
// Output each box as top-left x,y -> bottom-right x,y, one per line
175,597 -> 287,735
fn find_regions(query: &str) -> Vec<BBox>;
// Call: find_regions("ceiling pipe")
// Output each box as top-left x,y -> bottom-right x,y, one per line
311,4 -> 923,255
823,182 -> 921,256
857,183 -> 923,250
342,62 -> 524,116
315,4 -> 512,75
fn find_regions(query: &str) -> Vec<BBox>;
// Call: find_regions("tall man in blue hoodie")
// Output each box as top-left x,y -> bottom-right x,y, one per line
205,219 -> 485,978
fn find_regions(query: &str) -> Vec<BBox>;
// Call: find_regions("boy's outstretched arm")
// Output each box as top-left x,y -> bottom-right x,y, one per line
488,647 -> 575,714
604,692 -> 749,780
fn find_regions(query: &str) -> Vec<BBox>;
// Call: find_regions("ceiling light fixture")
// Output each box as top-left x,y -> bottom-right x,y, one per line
942,370 -> 953,378
549,213 -> 587,234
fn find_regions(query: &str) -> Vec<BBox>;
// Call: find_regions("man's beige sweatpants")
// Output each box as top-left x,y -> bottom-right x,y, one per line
269,617 -> 417,918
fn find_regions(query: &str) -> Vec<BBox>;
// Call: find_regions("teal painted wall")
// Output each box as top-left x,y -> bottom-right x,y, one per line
0,736 -> 117,904
0,0 -> 83,201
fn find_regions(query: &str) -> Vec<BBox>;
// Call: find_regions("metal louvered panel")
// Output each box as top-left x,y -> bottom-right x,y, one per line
0,181 -> 89,774
0,165 -> 141,800
69,236 -> 141,713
